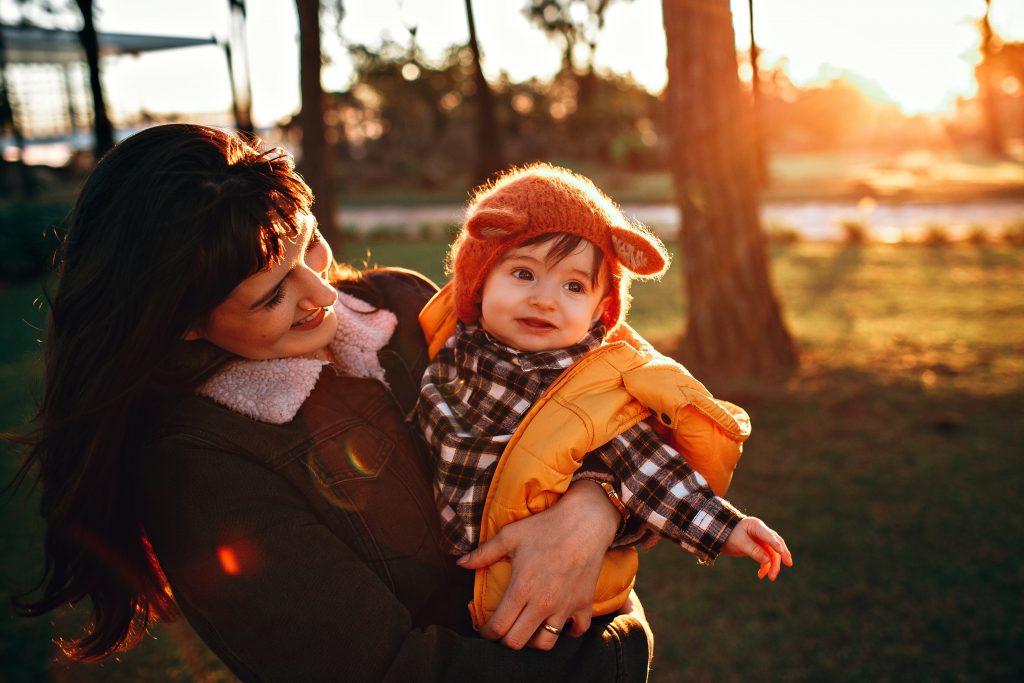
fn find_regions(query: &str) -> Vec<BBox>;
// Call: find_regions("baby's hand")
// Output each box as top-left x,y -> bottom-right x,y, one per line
720,517 -> 793,581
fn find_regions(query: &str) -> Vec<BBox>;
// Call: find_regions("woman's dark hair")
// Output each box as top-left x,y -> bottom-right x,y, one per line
11,124 -> 321,660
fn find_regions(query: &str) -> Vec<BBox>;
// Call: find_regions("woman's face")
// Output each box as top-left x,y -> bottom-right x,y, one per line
186,212 -> 339,360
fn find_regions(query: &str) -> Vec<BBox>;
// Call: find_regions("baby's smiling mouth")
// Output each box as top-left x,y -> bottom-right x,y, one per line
517,317 -> 555,330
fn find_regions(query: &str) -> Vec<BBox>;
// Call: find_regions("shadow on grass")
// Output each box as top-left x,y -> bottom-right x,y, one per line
635,357 -> 1024,683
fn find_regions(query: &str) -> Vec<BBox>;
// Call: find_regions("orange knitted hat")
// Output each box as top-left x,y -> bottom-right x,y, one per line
448,163 -> 669,336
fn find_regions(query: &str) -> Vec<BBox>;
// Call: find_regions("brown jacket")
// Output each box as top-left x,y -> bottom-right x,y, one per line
137,268 -> 651,682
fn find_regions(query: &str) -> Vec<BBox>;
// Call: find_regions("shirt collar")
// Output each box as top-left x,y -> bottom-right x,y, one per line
461,322 -> 606,373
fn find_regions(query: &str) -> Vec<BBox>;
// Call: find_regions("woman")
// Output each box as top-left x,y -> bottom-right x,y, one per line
11,124 -> 651,681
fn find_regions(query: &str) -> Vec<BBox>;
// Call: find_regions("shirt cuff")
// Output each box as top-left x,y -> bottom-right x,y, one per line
689,496 -> 745,566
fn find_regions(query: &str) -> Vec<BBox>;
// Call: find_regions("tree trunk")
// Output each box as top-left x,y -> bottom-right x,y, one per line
75,0 -> 114,159
748,0 -> 768,185
464,0 -> 503,186
661,0 -> 796,381
979,0 -> 1003,156
0,21 -> 35,196
295,0 -> 340,248
227,0 -> 254,135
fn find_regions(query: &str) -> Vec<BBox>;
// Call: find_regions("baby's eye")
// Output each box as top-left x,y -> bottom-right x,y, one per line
564,281 -> 584,294
512,268 -> 533,281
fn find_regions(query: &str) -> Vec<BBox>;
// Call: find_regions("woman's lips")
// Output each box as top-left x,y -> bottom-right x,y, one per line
291,306 -> 328,331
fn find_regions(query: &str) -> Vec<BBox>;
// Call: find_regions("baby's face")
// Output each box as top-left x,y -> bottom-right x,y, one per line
479,240 -> 610,352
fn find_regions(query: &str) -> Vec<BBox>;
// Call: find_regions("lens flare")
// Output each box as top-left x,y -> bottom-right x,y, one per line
217,546 -> 241,575
346,445 -> 377,477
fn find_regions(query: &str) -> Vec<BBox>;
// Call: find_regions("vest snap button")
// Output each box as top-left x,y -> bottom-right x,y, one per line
661,412 -> 671,425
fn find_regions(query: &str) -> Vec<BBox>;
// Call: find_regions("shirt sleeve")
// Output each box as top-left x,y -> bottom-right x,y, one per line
587,420 -> 744,563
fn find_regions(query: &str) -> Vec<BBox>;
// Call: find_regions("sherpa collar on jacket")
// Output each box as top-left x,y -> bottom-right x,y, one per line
196,291 -> 397,425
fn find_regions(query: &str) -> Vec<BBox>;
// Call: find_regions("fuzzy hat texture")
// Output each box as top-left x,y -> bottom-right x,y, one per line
448,163 -> 670,335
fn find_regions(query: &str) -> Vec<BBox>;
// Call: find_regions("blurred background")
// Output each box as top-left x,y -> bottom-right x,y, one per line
1,0 -> 1022,681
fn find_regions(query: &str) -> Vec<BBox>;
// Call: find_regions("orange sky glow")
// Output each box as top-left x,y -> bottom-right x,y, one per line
1,0 -> 1021,125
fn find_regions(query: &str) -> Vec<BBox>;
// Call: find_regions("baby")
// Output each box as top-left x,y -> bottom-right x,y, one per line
414,164 -> 792,626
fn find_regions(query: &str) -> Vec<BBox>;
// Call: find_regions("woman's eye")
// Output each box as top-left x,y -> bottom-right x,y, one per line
264,285 -> 286,310
512,268 -> 533,281
565,281 -> 584,294
306,229 -> 322,252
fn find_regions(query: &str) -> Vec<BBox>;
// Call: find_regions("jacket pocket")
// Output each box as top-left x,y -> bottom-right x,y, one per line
307,424 -> 393,485
305,422 -> 438,567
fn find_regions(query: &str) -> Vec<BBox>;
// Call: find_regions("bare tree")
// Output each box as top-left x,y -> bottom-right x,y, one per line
0,20 -> 35,196
979,0 -> 1004,156
747,0 -> 767,184
661,0 -> 796,380
226,0 -> 254,135
75,0 -> 114,157
524,0 -> 629,110
464,0 -> 503,185
295,0 -> 340,247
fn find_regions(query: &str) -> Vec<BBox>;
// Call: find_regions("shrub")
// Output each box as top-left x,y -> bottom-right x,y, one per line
921,223 -> 951,247
1002,222 -> 1024,248
416,221 -> 459,242
839,219 -> 869,245
765,222 -> 802,245
368,224 -> 411,241
965,225 -> 990,246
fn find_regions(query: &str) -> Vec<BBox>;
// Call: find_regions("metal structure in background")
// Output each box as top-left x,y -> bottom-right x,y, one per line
0,24 -> 215,157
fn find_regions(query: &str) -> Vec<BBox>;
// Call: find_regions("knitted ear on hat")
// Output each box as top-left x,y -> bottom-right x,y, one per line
609,222 -> 669,278
465,206 -> 528,240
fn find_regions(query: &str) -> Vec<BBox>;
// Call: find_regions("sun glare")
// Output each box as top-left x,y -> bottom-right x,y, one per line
27,0 -> 1023,125
730,0 -> 1002,115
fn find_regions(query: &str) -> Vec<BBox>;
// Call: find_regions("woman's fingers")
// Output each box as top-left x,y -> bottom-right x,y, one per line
478,578 -> 527,642
566,608 -> 590,637
457,530 -> 511,570
473,481 -> 617,648
491,591 -> 555,650
525,617 -> 570,651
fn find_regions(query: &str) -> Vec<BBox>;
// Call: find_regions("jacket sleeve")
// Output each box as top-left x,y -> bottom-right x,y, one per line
138,440 -> 649,683
363,267 -> 440,414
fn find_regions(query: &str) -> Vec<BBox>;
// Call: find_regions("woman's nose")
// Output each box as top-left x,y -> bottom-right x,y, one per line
297,270 -> 338,310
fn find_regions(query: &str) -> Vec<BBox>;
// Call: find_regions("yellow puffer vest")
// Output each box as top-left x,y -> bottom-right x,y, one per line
419,284 -> 751,628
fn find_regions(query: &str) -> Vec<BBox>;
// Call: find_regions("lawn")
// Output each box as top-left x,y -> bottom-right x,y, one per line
337,149 -> 1024,206
2,241 -> 1023,681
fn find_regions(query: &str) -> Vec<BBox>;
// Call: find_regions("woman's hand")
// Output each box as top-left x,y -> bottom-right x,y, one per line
456,479 -> 620,651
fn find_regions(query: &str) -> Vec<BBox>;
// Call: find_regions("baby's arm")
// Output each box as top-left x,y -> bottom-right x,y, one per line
720,516 -> 794,580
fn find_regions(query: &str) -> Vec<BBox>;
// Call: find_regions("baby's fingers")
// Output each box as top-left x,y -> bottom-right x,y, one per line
754,524 -> 794,570
753,543 -> 775,580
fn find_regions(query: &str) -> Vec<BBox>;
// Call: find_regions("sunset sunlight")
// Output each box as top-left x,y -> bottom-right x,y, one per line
2,0 -> 1023,681
5,0 -> 1019,124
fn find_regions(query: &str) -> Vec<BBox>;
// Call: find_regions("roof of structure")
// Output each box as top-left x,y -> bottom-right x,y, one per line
1,25 -> 216,65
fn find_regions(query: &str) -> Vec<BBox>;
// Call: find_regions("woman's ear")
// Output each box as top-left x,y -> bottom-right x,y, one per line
182,328 -> 202,341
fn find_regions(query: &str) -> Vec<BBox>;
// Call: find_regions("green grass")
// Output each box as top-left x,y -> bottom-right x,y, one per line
3,242 -> 1023,681
336,149 -> 1024,205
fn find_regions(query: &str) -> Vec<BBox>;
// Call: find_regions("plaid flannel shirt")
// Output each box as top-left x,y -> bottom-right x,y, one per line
414,322 -> 743,562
